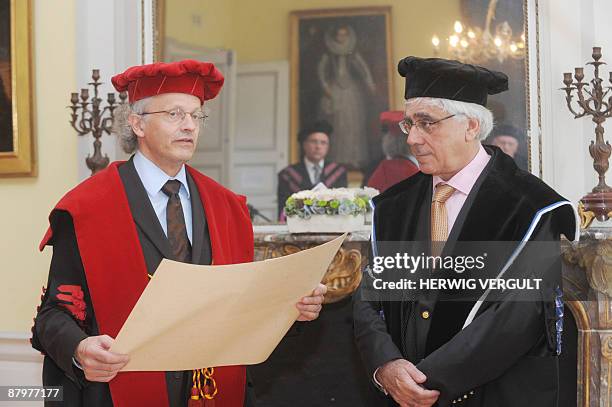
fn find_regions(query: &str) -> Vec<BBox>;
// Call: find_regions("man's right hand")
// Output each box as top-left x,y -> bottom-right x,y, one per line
74,335 -> 130,382
376,359 -> 440,407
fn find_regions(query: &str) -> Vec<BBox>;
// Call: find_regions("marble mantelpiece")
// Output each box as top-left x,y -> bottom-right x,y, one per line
253,225 -> 369,304
563,227 -> 612,407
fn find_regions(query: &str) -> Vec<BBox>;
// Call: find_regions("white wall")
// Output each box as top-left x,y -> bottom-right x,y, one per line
0,333 -> 42,406
75,0 -> 150,180
538,0 -> 612,204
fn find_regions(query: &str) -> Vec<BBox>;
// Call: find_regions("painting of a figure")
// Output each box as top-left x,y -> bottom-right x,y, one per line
291,8 -> 392,172
317,24 -> 376,168
0,0 -> 13,153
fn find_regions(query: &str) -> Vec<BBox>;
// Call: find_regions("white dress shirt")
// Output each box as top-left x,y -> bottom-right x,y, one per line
304,157 -> 324,185
133,151 -> 193,244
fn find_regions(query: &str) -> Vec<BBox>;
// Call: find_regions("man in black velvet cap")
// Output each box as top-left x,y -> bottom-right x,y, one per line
353,57 -> 577,406
277,120 -> 347,219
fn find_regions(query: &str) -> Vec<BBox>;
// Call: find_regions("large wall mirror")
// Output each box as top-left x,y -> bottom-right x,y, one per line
150,4 -> 585,407
153,0 -> 539,222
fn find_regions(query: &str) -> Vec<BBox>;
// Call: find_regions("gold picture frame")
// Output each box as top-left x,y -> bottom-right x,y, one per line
0,0 -> 34,177
153,0 -> 165,62
289,7 -> 394,171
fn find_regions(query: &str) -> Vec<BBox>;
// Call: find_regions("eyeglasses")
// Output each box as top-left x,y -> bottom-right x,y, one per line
398,114 -> 456,135
140,108 -> 208,124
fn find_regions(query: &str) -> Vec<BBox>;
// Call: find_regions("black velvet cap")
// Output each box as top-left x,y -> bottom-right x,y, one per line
398,56 -> 509,106
490,123 -> 524,140
298,120 -> 333,143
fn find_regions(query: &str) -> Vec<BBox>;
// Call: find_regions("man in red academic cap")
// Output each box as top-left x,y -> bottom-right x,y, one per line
367,111 -> 419,193
31,60 -> 326,407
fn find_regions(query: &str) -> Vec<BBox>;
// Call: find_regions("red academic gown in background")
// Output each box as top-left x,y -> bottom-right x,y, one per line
32,161 -> 253,407
367,157 -> 419,193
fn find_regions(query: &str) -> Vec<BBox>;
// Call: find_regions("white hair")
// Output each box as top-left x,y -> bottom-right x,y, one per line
112,96 -> 209,154
405,97 -> 494,141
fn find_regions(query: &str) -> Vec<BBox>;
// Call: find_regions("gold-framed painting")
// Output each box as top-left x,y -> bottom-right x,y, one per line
152,0 -> 165,62
0,0 -> 34,177
289,7 -> 394,174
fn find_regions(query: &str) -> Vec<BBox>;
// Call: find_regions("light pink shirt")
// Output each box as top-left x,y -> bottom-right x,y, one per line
432,145 -> 491,233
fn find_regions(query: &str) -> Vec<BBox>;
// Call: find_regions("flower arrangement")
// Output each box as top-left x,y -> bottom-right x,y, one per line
284,187 -> 379,219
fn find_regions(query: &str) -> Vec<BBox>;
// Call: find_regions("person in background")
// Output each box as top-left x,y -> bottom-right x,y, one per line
485,123 -> 522,158
485,123 -> 529,168
277,120 -> 347,219
367,111 -> 419,193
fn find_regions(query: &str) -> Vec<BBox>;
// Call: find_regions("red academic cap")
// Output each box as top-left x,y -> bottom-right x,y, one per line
111,59 -> 224,104
379,111 -> 405,135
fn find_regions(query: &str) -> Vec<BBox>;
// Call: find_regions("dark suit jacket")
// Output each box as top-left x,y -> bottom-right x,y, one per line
353,147 -> 576,406
32,158 -> 256,406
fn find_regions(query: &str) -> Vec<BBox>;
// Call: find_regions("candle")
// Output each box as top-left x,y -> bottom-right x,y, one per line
454,21 -> 463,34
431,35 -> 440,48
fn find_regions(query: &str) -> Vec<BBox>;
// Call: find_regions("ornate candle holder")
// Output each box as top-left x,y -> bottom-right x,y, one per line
69,69 -> 127,175
561,47 -> 612,227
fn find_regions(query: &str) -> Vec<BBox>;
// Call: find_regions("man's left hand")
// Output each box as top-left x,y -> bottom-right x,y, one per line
296,283 -> 327,321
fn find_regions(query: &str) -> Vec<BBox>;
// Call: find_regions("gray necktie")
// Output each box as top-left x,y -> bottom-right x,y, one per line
313,164 -> 322,184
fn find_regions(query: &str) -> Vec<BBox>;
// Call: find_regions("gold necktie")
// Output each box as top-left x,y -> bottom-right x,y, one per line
431,183 -> 456,243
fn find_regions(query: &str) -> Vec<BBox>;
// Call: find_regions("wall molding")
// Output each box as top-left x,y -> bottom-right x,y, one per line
0,332 -> 42,391
0,332 -> 42,363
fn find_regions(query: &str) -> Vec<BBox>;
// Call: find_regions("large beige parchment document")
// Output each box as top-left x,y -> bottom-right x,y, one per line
112,233 -> 347,371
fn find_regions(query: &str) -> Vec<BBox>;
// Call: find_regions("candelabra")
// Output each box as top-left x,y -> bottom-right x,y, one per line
561,46 -> 612,226
69,69 -> 127,175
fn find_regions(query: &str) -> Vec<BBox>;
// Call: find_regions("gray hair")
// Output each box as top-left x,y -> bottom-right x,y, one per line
405,97 -> 494,140
112,97 -> 151,154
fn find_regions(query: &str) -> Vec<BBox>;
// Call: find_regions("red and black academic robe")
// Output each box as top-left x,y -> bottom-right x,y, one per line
366,158 -> 419,193
31,159 -> 255,407
353,146 -> 577,406
277,161 -> 347,219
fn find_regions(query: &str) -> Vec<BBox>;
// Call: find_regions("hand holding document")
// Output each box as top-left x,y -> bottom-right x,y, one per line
111,233 -> 347,371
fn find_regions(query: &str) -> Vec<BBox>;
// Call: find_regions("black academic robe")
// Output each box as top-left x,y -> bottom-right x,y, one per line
353,146 -> 576,407
31,158 -> 257,407
277,160 -> 347,218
